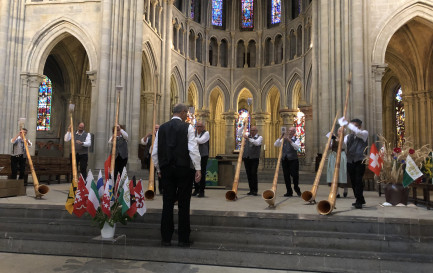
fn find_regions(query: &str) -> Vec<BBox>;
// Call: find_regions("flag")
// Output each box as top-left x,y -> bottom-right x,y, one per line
96,170 -> 104,200
403,154 -> 423,187
73,174 -> 89,217
104,154 -> 111,183
126,178 -> 137,218
65,173 -> 78,214
86,170 -> 99,218
368,143 -> 383,176
119,178 -> 131,215
135,180 -> 147,216
115,167 -> 128,198
101,178 -> 114,217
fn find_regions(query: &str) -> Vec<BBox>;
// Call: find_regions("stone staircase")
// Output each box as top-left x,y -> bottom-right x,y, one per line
0,204 -> 432,272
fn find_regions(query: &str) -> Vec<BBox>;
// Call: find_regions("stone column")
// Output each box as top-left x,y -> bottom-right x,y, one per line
145,0 -> 151,22
175,24 -> 180,52
194,35 -> 198,61
216,41 -> 221,67
244,43 -> 248,68
253,112 -> 270,170
270,39 -> 275,65
27,74 -> 44,156
222,111 -> 238,154
151,0 -> 157,29
196,109 -> 210,125
279,108 -> 297,128
371,64 -> 386,143
300,105 -> 313,169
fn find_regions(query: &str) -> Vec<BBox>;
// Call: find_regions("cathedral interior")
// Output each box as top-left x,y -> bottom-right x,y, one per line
0,0 -> 432,173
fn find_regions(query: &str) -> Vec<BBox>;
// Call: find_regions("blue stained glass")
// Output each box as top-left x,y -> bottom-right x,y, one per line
37,76 -> 52,131
190,0 -> 194,19
212,0 -> 223,26
241,0 -> 254,28
271,0 -> 281,24
395,87 -> 405,147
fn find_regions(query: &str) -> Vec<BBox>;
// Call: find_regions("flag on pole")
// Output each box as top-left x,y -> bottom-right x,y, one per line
403,154 -> 423,187
368,143 -> 383,176
96,170 -> 104,200
73,174 -> 89,217
65,182 -> 77,214
126,179 -> 137,218
86,170 -> 100,218
115,167 -> 128,198
101,177 -> 114,217
135,180 -> 147,216
119,178 -> 131,215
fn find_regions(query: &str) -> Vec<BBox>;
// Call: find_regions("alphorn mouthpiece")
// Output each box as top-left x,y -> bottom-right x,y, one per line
116,85 -> 123,92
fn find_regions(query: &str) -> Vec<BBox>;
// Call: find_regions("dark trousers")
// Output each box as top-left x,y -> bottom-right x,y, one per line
160,166 -> 194,243
282,158 -> 300,194
243,158 -> 259,193
347,161 -> 366,204
10,155 -> 26,179
194,156 -> 208,194
69,153 -> 88,180
114,156 -> 128,183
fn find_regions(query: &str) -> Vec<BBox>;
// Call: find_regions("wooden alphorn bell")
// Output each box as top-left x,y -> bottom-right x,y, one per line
110,86 -> 122,187
317,75 -> 351,215
68,104 -> 78,195
262,137 -> 284,207
225,117 -> 248,201
144,89 -> 158,200
19,118 -> 49,198
301,112 -> 339,203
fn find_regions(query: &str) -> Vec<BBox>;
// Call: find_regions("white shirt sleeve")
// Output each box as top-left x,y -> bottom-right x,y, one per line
347,123 -> 368,142
120,129 -> 128,141
274,138 -> 283,147
140,137 -> 148,145
151,131 -> 159,171
188,125 -> 201,171
248,135 -> 263,146
291,138 -> 301,150
64,132 -> 71,142
82,133 -> 91,147
196,131 -> 210,144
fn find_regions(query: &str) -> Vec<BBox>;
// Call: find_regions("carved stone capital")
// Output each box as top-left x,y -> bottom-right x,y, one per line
28,74 -> 44,88
371,63 -> 387,82
279,108 -> 298,125
221,111 -> 238,123
299,105 -> 313,120
86,70 -> 97,87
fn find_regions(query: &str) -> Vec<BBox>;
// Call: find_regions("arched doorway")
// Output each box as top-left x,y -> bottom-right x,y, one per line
266,86 -> 282,158
209,87 -> 225,157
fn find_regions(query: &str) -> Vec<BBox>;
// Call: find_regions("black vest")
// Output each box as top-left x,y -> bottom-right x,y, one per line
346,134 -> 368,163
75,131 -> 89,155
282,136 -> 299,160
243,134 -> 261,159
197,130 -> 209,157
158,118 -> 191,169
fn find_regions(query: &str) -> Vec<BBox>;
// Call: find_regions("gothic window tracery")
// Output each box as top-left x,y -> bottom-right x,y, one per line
37,76 -> 52,131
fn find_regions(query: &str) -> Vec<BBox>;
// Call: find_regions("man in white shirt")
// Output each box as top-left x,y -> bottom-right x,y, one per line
64,122 -> 91,179
10,128 -> 32,179
152,103 -> 201,247
192,121 -> 210,198
242,126 -> 263,196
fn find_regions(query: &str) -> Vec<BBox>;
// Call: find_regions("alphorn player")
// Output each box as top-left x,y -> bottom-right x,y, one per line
152,103 -> 201,247
339,117 -> 368,209
325,127 -> 348,198
274,127 -> 302,197
141,124 -> 162,194
64,122 -> 91,180
242,126 -> 262,196
10,128 -> 32,180
108,124 -> 129,182
192,121 -> 209,198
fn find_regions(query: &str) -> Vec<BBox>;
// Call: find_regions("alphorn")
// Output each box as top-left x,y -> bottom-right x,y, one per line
144,89 -> 158,200
301,112 -> 339,203
262,137 -> 284,207
68,104 -> 78,194
226,117 -> 248,201
110,86 -> 122,185
19,118 -> 49,198
317,75 -> 351,215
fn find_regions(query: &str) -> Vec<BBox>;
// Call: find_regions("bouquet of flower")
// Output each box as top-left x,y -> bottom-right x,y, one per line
375,135 -> 431,184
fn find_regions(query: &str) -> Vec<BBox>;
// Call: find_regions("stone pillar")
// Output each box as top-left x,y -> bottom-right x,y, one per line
270,39 -> 275,65
175,24 -> 180,52
222,111 -> 238,154
253,112 -> 270,170
151,0 -> 157,29
145,0 -> 151,22
244,43 -> 248,68
216,41 -> 221,67
27,74 -> 44,156
371,64 -> 386,143
300,105 -> 313,168
196,109 -> 210,125
279,108 -> 297,128
194,35 -> 198,61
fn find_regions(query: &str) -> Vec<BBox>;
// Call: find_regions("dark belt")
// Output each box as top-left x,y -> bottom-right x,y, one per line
13,154 -> 24,158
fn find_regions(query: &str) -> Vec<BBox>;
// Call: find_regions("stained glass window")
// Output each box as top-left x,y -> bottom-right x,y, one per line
37,76 -> 52,131
271,0 -> 281,24
293,111 -> 305,155
212,0 -> 223,27
190,0 -> 200,22
395,87 -> 405,147
190,0 -> 195,19
241,0 -> 254,29
235,109 -> 250,150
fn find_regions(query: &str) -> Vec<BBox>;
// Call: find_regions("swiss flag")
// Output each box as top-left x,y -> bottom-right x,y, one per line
73,174 -> 89,217
368,143 -> 383,176
101,178 -> 113,217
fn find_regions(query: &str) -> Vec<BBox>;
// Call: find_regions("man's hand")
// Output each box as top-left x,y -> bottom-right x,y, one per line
194,170 -> 201,183
338,117 -> 348,127
76,140 -> 83,145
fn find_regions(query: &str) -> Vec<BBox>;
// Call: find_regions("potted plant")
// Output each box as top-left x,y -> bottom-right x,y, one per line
374,136 -> 431,206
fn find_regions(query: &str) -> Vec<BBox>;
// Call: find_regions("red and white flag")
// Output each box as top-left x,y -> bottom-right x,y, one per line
101,178 -> 114,217
135,180 -> 146,216
368,143 -> 383,176
73,174 -> 89,217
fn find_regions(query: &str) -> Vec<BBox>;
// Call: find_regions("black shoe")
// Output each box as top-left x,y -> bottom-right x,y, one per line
252,192 -> 258,196
197,193 -> 204,198
337,194 -> 340,198
343,192 -> 348,198
192,190 -> 198,196
295,190 -> 302,197
352,200 -> 366,206
161,241 -> 171,247
354,203 -> 363,209
178,241 -> 193,247
284,193 -> 293,197
247,192 -> 253,195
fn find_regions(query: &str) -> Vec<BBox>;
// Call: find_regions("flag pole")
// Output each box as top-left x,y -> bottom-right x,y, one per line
110,86 -> 122,183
